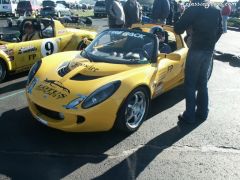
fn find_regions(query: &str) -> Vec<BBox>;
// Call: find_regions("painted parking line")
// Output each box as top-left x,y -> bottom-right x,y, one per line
0,90 -> 25,101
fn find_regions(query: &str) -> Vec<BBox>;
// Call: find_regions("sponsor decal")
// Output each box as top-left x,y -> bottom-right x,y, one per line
29,54 -> 37,61
110,31 -> 146,39
35,79 -> 70,99
57,29 -> 66,35
27,77 -> 39,94
69,61 -> 99,72
168,65 -> 173,73
18,46 -> 37,54
153,81 -> 164,96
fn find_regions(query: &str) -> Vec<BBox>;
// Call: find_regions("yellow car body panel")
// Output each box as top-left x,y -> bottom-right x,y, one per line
0,18 -> 97,76
26,26 -> 188,132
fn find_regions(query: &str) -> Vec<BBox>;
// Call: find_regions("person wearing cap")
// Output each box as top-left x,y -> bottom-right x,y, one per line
152,0 -> 170,24
151,26 -> 172,54
143,26 -> 171,58
22,21 -> 40,42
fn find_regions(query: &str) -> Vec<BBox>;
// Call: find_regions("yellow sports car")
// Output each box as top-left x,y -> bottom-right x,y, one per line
0,18 -> 96,82
26,24 -> 213,132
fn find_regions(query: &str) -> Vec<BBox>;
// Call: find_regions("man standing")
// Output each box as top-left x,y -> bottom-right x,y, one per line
221,0 -> 231,33
152,0 -> 170,24
124,0 -> 142,28
174,0 -> 223,124
106,0 -> 125,28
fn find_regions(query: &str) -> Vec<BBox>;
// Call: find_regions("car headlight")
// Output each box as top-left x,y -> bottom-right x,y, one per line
27,60 -> 42,85
82,81 -> 121,109
64,95 -> 86,110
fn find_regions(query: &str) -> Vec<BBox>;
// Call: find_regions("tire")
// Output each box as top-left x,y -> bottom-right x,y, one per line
0,60 -> 7,83
207,57 -> 213,80
115,87 -> 150,132
82,17 -> 92,25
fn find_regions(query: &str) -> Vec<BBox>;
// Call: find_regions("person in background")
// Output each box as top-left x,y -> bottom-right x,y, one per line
174,0 -> 185,23
22,21 -> 40,41
221,0 -> 231,33
236,0 -> 240,17
174,0 -> 223,124
167,0 -> 174,25
152,0 -> 170,24
107,0 -> 125,28
124,0 -> 142,28
106,0 -> 114,27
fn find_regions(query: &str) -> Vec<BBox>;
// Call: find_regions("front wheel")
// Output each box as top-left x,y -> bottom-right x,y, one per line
115,87 -> 150,132
207,57 -> 213,80
0,60 -> 7,83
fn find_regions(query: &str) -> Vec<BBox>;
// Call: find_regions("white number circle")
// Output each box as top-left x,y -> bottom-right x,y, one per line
41,39 -> 58,57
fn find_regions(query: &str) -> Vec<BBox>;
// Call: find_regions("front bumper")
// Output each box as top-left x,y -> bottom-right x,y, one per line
27,91 -> 121,132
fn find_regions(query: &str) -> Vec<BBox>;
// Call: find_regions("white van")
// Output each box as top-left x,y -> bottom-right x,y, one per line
0,0 -> 17,17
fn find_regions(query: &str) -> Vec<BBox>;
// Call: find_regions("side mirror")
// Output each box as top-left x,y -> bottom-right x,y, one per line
166,53 -> 181,61
156,52 -> 166,64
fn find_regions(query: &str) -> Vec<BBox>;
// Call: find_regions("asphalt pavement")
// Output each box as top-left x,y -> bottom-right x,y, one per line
0,18 -> 240,180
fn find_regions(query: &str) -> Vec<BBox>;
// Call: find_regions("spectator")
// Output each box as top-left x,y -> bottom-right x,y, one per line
236,0 -> 240,17
107,0 -> 125,28
123,0 -> 142,28
174,0 -> 223,124
106,0 -> 114,26
152,0 -> 170,24
167,0 -> 174,25
174,0 -> 185,23
221,0 -> 231,33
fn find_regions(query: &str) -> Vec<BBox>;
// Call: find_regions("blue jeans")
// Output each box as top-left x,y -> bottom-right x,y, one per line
183,50 -> 213,122
222,15 -> 228,33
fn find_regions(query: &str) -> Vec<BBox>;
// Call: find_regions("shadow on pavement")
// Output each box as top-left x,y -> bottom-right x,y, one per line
94,122 -> 203,180
0,72 -> 27,95
214,51 -> 240,68
0,79 -> 26,95
0,108 -> 130,179
0,86 -> 186,179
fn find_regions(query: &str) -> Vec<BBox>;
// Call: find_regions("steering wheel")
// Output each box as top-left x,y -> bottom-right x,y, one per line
131,48 -> 150,59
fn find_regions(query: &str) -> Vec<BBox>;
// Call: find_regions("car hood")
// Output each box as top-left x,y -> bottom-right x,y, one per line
29,51 -> 150,109
40,52 -> 146,81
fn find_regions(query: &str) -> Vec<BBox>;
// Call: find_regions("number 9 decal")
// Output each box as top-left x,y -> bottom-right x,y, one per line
41,39 -> 58,57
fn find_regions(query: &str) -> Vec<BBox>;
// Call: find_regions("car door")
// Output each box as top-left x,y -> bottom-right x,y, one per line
15,21 -> 61,70
153,47 -> 187,96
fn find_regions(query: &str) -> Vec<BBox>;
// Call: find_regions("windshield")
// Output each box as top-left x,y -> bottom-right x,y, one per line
82,30 -> 156,64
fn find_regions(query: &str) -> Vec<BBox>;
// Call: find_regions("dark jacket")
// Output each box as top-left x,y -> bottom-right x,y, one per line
106,0 -> 115,27
152,0 -> 170,20
124,0 -> 142,27
174,5 -> 223,51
